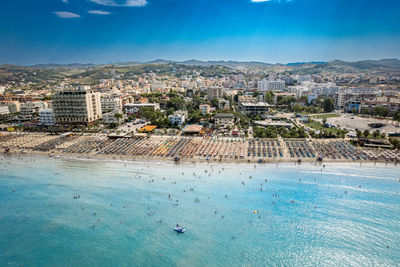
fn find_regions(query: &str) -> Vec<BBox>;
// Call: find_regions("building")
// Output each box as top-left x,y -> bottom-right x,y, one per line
238,96 -> 270,117
100,96 -> 123,113
214,113 -> 235,128
0,86 -> 5,94
168,111 -> 186,126
52,86 -> 102,124
335,87 -> 379,112
254,120 -> 294,129
258,79 -> 285,92
39,109 -> 55,126
0,105 -> 9,115
182,124 -> 203,135
334,92 -> 345,110
359,96 -> 400,115
102,109 -> 124,124
151,81 -> 166,93
19,101 -> 48,121
296,75 -> 312,83
124,103 -> 160,115
0,101 -> 20,113
207,87 -> 224,100
199,104 -> 211,115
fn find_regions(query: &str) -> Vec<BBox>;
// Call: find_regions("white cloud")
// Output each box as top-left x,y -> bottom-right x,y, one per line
61,0 -> 68,3
251,0 -> 271,2
88,10 -> 112,15
53,11 -> 81,18
89,0 -> 147,7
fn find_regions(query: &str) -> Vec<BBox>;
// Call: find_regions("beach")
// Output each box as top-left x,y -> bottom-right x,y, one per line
1,132 -> 399,165
0,154 -> 400,266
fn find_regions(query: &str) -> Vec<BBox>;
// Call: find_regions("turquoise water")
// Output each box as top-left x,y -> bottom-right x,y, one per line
0,155 -> 399,266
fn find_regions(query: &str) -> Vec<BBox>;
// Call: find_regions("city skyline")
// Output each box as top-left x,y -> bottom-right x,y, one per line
0,0 -> 400,64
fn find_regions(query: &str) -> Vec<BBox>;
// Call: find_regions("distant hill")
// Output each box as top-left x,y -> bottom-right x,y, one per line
29,63 -> 95,69
1,58 -> 399,85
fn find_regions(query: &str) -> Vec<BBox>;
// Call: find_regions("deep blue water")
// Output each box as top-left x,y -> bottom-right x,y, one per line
0,154 -> 399,266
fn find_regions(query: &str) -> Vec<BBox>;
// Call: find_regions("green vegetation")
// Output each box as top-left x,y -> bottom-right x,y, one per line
253,126 -> 307,138
389,138 -> 400,149
305,119 -> 348,138
355,129 -> 386,139
312,113 -> 339,119
323,98 -> 334,113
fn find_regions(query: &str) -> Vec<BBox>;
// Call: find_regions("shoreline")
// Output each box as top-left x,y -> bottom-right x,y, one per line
4,148 -> 399,167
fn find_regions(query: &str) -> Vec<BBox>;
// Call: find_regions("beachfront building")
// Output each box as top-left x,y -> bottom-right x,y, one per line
168,111 -> 186,126
103,109 -> 125,124
199,104 -> 211,115
39,109 -> 55,126
124,103 -> 160,115
19,101 -> 48,121
100,95 -> 123,113
52,86 -> 102,125
214,113 -> 235,128
207,86 -> 224,100
238,96 -> 270,117
0,101 -> 21,113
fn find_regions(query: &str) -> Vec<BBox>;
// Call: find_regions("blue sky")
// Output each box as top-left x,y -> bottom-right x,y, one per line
0,0 -> 399,64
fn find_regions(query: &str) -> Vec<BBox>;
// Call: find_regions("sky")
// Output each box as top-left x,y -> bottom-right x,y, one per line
0,0 -> 399,65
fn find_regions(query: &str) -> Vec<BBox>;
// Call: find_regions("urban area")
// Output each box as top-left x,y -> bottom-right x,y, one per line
1,61 -> 400,163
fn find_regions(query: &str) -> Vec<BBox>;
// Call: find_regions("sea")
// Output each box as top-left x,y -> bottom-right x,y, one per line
0,154 -> 399,266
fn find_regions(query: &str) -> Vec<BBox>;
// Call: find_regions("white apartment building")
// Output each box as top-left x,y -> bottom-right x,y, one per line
0,86 -> 5,94
52,86 -> 102,124
100,95 -> 123,113
0,101 -> 20,113
207,86 -> 224,100
168,111 -> 186,126
257,79 -> 285,92
124,103 -> 160,115
39,109 -> 55,126
296,75 -> 312,83
19,101 -> 48,121
0,105 -> 10,115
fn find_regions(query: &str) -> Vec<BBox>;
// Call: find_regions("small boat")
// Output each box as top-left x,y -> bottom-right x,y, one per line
56,155 -> 62,158
174,225 -> 185,233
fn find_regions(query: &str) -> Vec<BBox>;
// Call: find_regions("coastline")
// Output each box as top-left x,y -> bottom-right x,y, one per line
4,148 -> 398,167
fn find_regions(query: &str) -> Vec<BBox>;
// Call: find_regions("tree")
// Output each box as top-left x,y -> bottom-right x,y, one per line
363,129 -> 370,138
322,117 -> 327,126
394,111 -> 400,122
372,130 -> 380,138
356,129 -> 362,139
265,91 -> 274,104
373,106 -> 388,117
323,98 -> 334,113
211,98 -> 219,108
114,113 -> 123,119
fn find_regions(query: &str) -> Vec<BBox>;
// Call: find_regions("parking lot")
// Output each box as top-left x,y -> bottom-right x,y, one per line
326,114 -> 399,134
116,119 -> 147,134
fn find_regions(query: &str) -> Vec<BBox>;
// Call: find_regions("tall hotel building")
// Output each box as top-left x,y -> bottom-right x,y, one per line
52,86 -> 102,124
